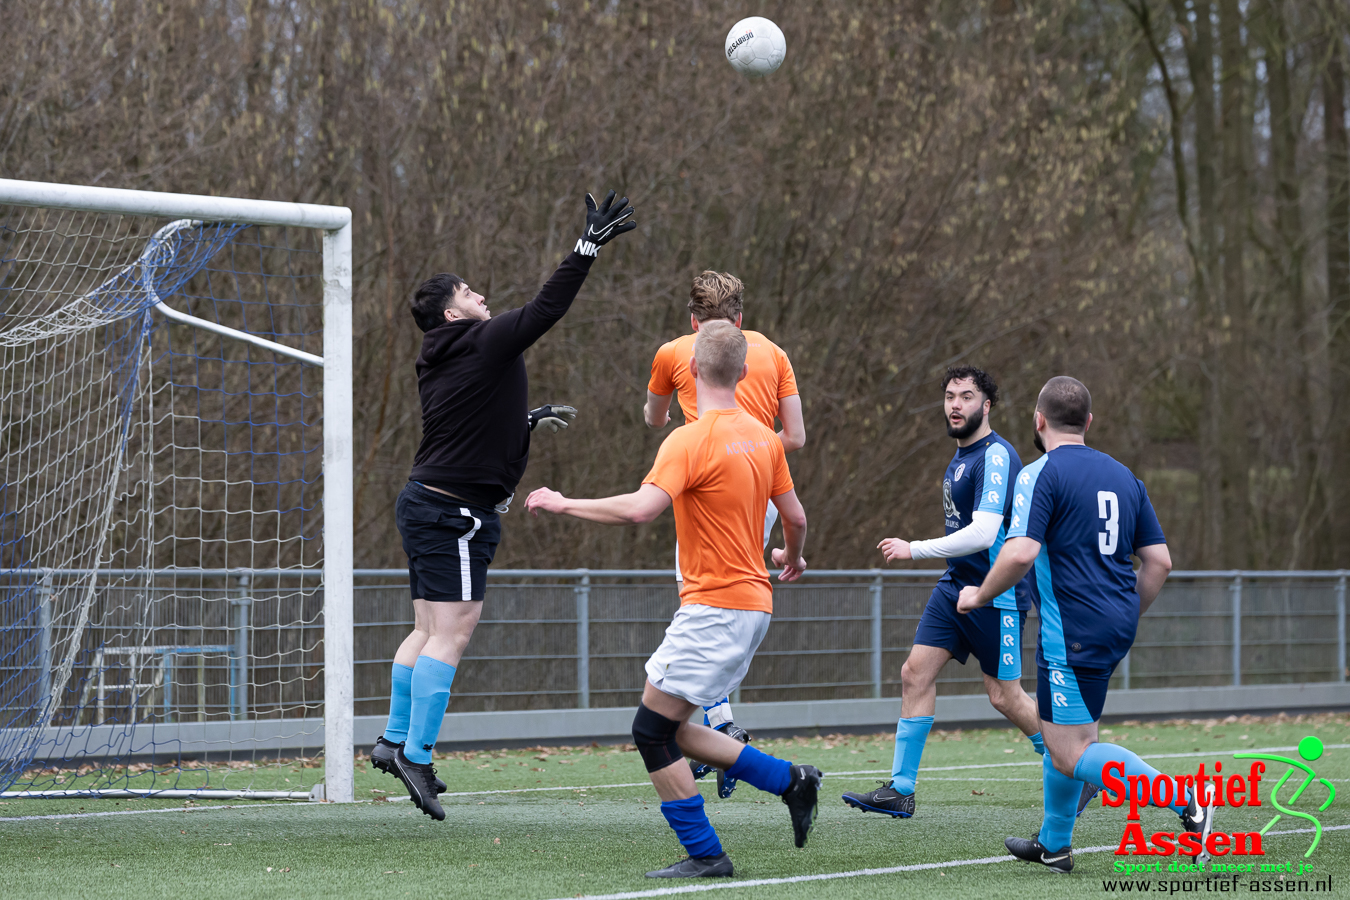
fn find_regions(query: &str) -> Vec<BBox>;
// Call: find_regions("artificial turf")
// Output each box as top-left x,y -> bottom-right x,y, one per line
2,713 -> 1347,900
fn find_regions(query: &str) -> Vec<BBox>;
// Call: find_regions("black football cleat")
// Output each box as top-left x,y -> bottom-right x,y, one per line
841,781 -> 915,818
782,764 -> 822,848
689,759 -> 715,781
1182,791 -> 1215,865
371,736 -> 447,794
392,747 -> 445,821
716,724 -> 752,799
1005,834 -> 1074,874
1076,780 -> 1098,818
645,853 -> 734,878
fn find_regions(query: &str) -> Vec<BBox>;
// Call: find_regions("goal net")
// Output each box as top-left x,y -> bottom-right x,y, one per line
0,180 -> 352,802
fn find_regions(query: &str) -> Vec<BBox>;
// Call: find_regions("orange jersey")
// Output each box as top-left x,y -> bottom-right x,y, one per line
647,329 -> 798,430
643,409 -> 794,613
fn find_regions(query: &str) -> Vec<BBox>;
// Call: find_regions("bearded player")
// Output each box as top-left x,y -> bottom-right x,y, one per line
958,376 -> 1209,874
528,321 -> 821,879
643,270 -> 803,796
843,367 -> 1050,819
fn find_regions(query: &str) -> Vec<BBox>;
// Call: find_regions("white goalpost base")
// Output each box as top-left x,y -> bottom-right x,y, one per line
0,179 -> 354,803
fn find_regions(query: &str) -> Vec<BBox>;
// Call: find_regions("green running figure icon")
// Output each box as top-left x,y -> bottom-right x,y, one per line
1234,736 -> 1335,858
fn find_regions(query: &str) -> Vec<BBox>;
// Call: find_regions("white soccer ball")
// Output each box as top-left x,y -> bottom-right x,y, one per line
724,17 -> 786,78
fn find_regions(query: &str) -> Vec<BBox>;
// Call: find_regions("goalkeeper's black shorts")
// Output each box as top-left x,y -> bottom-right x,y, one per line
396,481 -> 501,602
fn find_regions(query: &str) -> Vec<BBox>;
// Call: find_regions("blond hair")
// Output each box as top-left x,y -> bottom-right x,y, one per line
688,271 -> 744,322
694,320 -> 747,389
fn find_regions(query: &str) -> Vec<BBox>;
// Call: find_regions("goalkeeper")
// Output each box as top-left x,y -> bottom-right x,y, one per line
373,191 -> 636,820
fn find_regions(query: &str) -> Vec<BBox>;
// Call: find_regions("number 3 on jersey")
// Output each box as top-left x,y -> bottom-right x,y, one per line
1097,490 -> 1119,555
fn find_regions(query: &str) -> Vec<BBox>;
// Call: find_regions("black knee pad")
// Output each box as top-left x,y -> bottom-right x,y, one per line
632,703 -> 683,773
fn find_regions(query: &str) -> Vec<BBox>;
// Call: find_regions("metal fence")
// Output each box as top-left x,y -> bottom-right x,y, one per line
5,569 -> 1346,724
352,568 -> 1350,716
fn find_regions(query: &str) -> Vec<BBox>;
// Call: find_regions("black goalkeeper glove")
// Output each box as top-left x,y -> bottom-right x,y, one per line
528,404 -> 577,434
574,190 -> 636,257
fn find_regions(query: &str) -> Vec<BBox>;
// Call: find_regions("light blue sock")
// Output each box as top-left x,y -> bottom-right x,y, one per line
1028,731 -> 1045,755
660,795 -> 723,858
405,655 -> 457,765
891,716 -> 934,795
382,663 -> 414,744
1073,741 -> 1188,816
724,744 -> 792,795
1038,752 -> 1082,851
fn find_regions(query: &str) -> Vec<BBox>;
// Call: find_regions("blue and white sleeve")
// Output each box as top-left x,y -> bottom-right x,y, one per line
1007,456 -> 1051,542
977,443 -> 1011,514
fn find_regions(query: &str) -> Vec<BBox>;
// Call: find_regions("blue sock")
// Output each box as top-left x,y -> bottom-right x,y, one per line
405,656 -> 456,765
1038,751 -> 1082,851
382,663 -> 414,744
1028,731 -> 1045,755
891,715 -> 934,795
724,744 -> 792,796
660,795 -> 723,859
1073,741 -> 1188,816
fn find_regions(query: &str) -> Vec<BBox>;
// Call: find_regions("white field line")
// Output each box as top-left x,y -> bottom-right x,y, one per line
8,741 -> 1348,819
0,801 -> 301,822
545,824 -> 1350,900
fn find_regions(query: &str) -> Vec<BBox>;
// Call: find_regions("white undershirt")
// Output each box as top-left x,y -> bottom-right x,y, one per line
909,510 -> 1003,560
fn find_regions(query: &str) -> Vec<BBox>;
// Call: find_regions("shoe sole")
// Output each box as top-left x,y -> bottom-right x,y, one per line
1009,852 -> 1073,874
717,773 -> 737,800
841,794 -> 911,818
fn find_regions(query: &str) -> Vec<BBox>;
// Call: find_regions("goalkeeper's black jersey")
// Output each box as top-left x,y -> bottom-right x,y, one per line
408,251 -> 595,503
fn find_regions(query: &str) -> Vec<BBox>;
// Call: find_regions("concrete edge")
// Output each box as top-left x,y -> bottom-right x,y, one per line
11,681 -> 1349,761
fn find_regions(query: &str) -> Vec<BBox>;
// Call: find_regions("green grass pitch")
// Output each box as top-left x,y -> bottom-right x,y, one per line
3,713 -> 1347,900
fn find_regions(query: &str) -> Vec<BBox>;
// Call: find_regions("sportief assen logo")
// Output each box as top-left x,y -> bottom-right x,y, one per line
1106,736 -> 1335,861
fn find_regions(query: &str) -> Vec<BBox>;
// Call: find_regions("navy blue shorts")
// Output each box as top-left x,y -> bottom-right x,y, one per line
912,585 -> 1026,680
1037,659 -> 1115,725
395,482 -> 501,602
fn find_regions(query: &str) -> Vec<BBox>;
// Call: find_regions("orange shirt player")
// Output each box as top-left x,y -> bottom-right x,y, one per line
526,321 -> 821,880
643,271 -> 803,781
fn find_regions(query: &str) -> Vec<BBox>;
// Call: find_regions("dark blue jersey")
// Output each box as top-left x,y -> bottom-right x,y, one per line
936,431 -> 1033,611
1008,444 -> 1166,668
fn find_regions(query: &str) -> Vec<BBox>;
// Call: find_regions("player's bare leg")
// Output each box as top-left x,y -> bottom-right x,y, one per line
391,600 -> 484,820
842,644 -> 949,817
374,599 -> 448,794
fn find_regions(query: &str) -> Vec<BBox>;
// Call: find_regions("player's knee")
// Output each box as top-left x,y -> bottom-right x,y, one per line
988,687 -> 1013,714
632,703 -> 683,773
900,659 -> 930,691
1048,748 -> 1078,778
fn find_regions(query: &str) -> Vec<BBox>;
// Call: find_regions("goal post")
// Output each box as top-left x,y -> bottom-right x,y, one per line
0,179 -> 354,803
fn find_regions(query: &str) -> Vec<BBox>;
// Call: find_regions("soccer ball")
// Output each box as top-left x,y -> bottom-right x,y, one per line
724,17 -> 786,78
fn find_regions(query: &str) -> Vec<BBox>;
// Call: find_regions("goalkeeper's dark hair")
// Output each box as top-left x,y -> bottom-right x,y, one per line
410,273 -> 465,333
942,365 -> 999,407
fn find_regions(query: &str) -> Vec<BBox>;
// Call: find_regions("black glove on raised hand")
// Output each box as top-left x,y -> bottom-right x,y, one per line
574,190 -> 636,257
528,404 -> 577,434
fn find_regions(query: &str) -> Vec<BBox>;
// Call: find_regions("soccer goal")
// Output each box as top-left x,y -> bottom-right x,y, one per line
0,179 -> 354,803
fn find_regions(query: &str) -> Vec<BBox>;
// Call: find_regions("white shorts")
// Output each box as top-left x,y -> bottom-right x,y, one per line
675,502 -> 779,583
644,603 -> 772,707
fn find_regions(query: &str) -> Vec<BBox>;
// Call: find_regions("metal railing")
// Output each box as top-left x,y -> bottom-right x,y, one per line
350,568 -> 1350,714
3,568 -> 1347,722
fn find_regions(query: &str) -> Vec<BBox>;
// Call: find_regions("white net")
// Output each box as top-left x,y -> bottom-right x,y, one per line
0,206 -> 328,798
